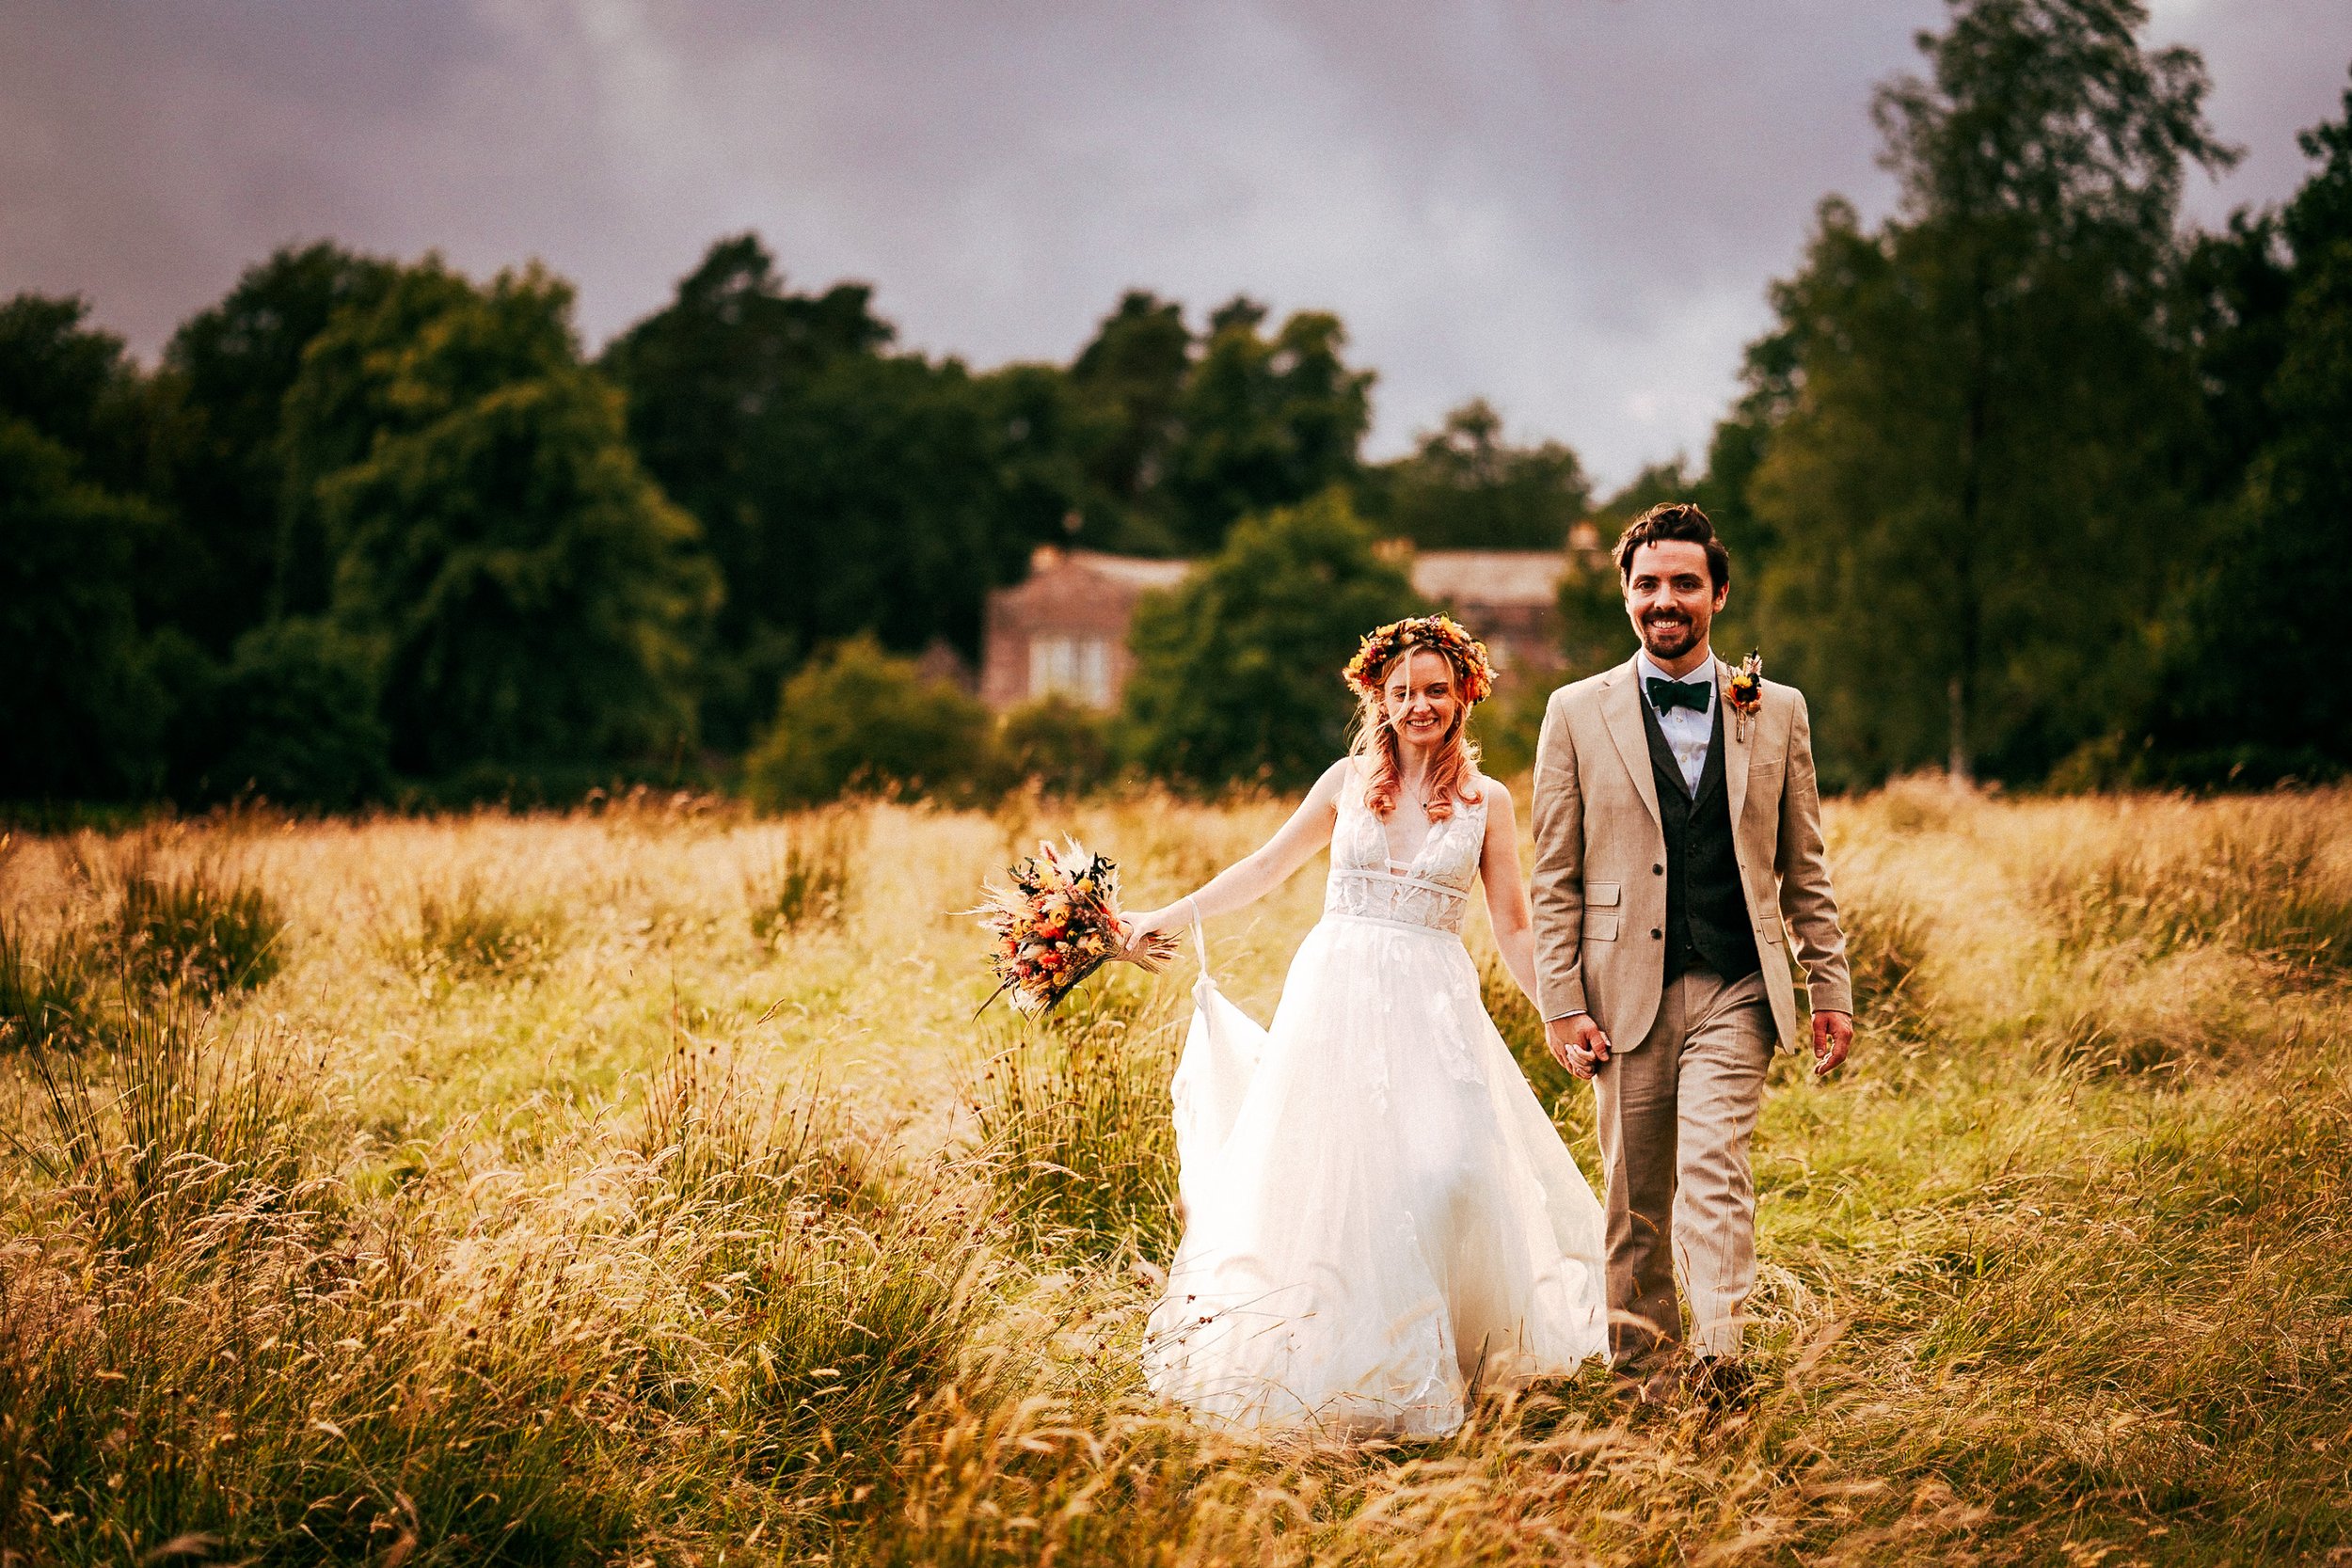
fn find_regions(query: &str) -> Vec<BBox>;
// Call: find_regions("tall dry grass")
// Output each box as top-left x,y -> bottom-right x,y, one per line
0,783 -> 2346,1564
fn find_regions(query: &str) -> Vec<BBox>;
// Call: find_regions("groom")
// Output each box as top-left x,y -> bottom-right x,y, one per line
1530,502 -> 1852,1410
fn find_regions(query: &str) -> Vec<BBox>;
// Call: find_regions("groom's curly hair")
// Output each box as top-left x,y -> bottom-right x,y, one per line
1614,501 -> 1730,591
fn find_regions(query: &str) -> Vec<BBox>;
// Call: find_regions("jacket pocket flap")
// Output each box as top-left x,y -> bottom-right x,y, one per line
1586,913 -> 1621,942
1586,881 -> 1622,907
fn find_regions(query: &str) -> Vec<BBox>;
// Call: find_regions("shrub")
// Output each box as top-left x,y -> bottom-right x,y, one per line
744,635 -> 997,808
997,695 -> 1117,797
113,858 -> 287,998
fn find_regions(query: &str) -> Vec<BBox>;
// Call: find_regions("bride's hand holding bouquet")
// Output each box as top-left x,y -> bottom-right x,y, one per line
971,838 -> 1180,1017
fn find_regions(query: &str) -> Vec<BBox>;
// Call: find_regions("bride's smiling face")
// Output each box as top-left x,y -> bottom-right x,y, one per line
1380,649 -> 1460,752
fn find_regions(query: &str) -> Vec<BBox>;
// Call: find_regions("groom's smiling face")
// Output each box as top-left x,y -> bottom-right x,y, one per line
1623,540 -> 1729,666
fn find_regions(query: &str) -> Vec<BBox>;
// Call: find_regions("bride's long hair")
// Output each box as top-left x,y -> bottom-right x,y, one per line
1348,646 -> 1484,822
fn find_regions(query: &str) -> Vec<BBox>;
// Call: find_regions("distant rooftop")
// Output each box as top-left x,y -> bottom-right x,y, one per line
1024,543 -> 1571,605
1026,546 -> 1191,592
1408,548 -> 1566,607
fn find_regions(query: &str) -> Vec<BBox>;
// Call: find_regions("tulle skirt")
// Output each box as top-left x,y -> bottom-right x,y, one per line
1143,913 -> 1610,1437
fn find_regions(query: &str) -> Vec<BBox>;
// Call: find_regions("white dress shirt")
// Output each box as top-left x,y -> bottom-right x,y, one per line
1636,647 -> 1717,796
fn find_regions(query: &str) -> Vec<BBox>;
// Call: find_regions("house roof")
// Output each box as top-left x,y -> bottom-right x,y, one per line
1004,546 -> 1564,608
1409,550 -> 1565,607
1060,549 -> 1191,592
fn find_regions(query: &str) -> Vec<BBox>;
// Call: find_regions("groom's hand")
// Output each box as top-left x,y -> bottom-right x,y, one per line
1546,1013 -> 1611,1080
1811,1009 -> 1854,1076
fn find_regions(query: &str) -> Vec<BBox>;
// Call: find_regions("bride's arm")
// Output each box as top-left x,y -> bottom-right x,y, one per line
1475,778 -> 1544,1007
1126,760 -> 1351,938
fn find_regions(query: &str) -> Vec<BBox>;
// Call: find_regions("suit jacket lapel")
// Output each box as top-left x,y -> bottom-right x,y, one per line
1720,655 -> 1750,829
1602,657 -> 1664,833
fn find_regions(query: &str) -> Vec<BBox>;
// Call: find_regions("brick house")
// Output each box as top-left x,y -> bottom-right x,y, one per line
980,532 -> 1602,711
978,547 -> 1191,709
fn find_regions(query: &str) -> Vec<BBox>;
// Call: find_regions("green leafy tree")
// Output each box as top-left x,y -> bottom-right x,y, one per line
161,243 -> 397,649
1122,490 -> 1422,790
0,294 -> 166,502
1160,299 -> 1374,553
1066,291 -> 1192,547
2149,71 -> 2352,782
1367,399 -> 1593,550
0,296 -> 187,799
1554,545 -> 1636,684
283,260 -> 718,776
604,236 -> 1066,747
0,418 -> 170,798
1744,0 -> 2234,787
743,634 -> 996,806
187,619 -> 390,808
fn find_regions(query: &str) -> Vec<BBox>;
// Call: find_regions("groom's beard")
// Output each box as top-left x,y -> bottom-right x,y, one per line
1640,612 -> 1703,661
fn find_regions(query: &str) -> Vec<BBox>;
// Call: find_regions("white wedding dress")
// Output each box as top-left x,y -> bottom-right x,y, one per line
1143,772 -> 1610,1436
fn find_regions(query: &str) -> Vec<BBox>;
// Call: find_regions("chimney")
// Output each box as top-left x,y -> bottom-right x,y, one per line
1029,544 -> 1065,576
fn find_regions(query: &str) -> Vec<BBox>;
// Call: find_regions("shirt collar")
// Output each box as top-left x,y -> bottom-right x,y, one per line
1636,646 -> 1718,694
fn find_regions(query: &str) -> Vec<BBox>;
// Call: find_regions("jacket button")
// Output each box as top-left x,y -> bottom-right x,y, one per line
1653,863 -> 1664,875
1651,928 -> 1663,940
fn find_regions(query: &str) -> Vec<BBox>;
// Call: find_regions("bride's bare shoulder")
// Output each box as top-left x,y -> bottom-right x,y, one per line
1466,768 -> 1512,816
1313,757 -> 1363,802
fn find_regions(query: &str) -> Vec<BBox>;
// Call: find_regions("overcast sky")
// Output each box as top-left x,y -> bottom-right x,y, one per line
5,1 -> 2347,486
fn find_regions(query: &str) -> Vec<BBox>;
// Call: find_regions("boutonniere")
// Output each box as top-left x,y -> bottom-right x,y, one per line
1726,651 -> 1763,740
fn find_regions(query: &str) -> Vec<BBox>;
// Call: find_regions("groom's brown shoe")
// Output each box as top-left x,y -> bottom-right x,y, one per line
1686,1355 -> 1755,1417
1609,1353 -> 1684,1413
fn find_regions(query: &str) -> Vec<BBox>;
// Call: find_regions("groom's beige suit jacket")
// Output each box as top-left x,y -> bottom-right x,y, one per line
1530,654 -> 1852,1053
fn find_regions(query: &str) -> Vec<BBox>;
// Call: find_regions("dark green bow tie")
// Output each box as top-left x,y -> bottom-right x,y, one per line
1646,676 -> 1711,715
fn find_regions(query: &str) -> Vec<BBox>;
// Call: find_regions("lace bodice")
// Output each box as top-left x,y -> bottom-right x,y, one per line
1324,774 -> 1488,935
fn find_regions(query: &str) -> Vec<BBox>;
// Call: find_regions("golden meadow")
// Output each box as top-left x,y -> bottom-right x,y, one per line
2,783 -> 2348,1565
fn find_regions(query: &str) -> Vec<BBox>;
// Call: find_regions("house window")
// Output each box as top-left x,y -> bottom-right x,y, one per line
1029,635 -> 1113,707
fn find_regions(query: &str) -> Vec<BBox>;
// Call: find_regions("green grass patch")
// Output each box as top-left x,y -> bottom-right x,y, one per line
405,877 -> 565,980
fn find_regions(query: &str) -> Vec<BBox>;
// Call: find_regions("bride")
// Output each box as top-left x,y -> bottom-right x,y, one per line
1123,615 -> 1608,1437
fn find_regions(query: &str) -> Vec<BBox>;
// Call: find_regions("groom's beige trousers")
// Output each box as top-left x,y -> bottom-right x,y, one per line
1594,967 -> 1775,1368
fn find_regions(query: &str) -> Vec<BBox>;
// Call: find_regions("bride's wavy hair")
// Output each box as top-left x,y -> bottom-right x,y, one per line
1343,623 -> 1492,821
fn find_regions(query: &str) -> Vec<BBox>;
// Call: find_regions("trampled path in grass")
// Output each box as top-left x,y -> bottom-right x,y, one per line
2,784 -> 2346,1564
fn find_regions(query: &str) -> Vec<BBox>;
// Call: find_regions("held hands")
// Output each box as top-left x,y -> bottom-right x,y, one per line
1811,1009 -> 1853,1077
1543,1008 -> 1853,1080
1544,1013 -> 1612,1081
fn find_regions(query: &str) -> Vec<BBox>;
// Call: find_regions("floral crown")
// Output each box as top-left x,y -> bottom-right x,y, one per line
1343,614 -> 1495,705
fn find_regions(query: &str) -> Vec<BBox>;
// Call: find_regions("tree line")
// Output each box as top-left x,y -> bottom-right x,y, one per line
0,230 -> 1580,808
4,0 -> 2345,808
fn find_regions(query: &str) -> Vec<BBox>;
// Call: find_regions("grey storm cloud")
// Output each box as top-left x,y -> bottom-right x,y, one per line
4,0 -> 2347,484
